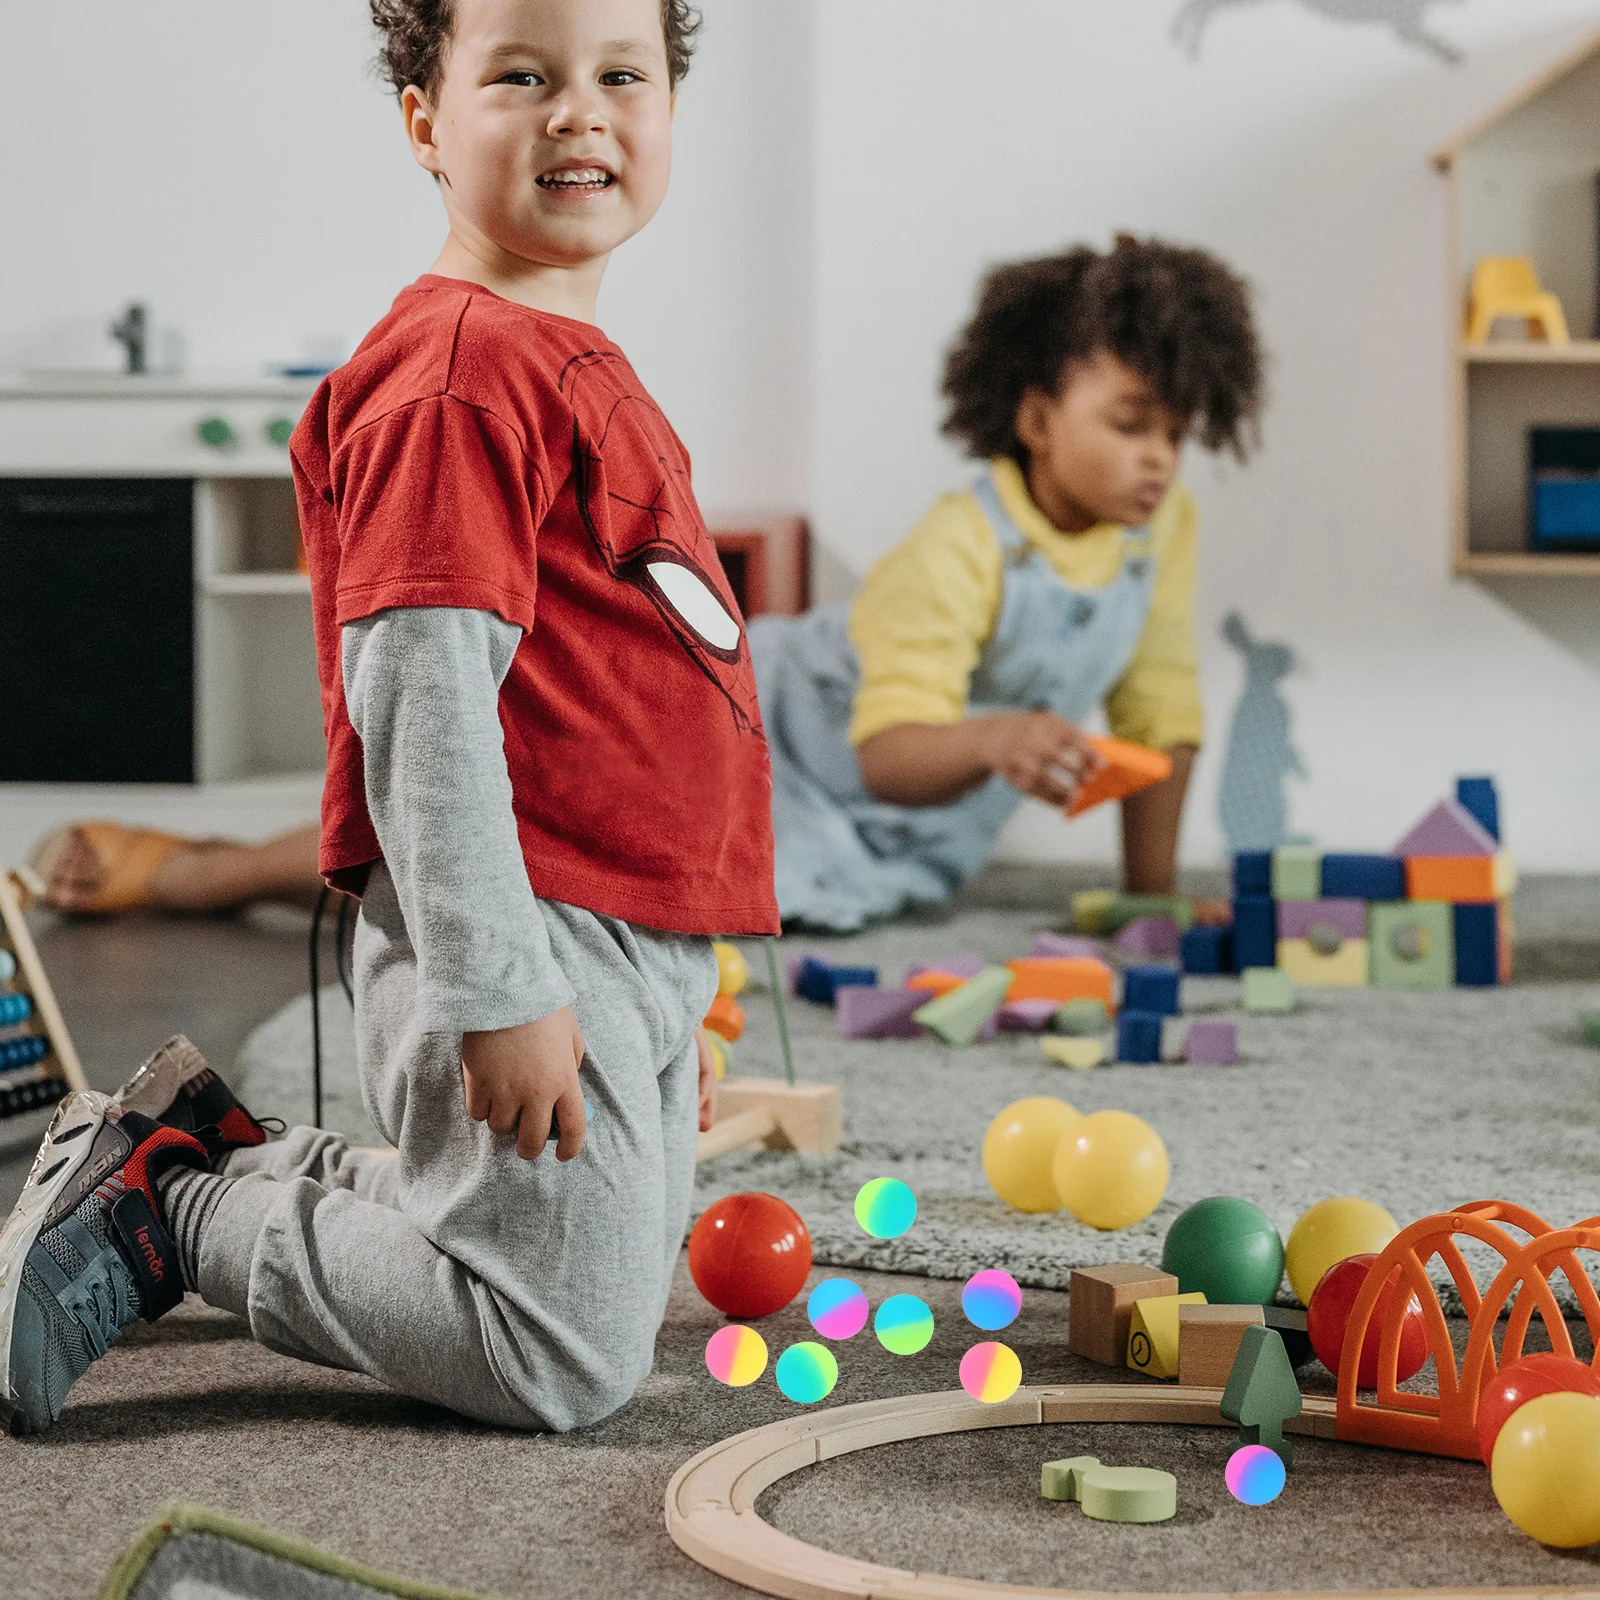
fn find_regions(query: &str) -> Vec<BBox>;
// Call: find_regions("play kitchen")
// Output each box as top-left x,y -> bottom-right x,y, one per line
0,305 -> 323,788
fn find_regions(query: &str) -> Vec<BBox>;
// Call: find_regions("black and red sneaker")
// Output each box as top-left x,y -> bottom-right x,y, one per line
0,1092 -> 208,1435
112,1036 -> 277,1168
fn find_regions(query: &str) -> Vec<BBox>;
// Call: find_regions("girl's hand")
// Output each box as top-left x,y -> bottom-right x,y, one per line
462,1007 -> 588,1162
695,1027 -> 718,1133
979,711 -> 1103,808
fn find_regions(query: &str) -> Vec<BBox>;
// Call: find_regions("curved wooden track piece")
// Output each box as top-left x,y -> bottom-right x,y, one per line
665,1383 -> 1589,1600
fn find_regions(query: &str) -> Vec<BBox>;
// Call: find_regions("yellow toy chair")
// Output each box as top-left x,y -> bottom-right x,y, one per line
1466,256 -> 1570,345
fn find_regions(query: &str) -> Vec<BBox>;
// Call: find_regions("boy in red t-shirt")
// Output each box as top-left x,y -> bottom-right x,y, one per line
1,0 -> 778,1436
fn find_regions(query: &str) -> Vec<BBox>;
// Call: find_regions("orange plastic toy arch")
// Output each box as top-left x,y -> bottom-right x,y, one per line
1336,1201 -> 1600,1460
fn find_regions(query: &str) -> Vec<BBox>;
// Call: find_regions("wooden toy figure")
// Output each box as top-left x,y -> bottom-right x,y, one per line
1221,1326 -> 1303,1466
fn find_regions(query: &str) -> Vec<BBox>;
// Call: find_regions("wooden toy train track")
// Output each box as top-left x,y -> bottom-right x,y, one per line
665,1382 -> 1598,1600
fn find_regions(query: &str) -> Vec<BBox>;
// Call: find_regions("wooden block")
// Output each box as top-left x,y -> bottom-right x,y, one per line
1065,736 -> 1172,818
1276,937 -> 1368,988
912,966 -> 1013,1046
1126,1291 -> 1205,1379
1004,957 -> 1114,1006
1067,1265 -> 1178,1366
1041,1455 -> 1176,1523
1241,966 -> 1295,1013
1271,845 -> 1322,902
709,1078 -> 842,1154
1404,852 -> 1514,903
1177,1304 -> 1266,1388
1221,1325 -> 1304,1466
1042,1036 -> 1104,1070
1369,900 -> 1454,989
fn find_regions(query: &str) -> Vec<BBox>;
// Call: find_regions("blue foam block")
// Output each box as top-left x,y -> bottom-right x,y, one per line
1454,903 -> 1500,987
1232,896 -> 1277,972
795,958 -> 877,1005
1123,965 -> 1180,1017
1456,777 -> 1501,843
1320,854 -> 1405,902
1117,1010 -> 1163,1064
1181,924 -> 1234,975
1233,852 -> 1272,895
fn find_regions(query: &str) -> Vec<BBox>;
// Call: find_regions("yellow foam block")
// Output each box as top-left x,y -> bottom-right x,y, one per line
1041,1036 -> 1105,1070
1276,938 -> 1368,988
1126,1292 -> 1206,1379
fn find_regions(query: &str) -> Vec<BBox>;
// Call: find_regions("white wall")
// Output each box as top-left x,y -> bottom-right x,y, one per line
5,1 -> 1600,869
809,0 -> 1600,870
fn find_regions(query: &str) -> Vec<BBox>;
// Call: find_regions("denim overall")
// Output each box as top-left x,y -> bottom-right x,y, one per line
749,468 -> 1156,930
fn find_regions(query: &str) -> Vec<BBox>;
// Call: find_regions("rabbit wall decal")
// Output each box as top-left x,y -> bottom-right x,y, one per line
1217,612 -> 1308,854
1172,0 -> 1465,64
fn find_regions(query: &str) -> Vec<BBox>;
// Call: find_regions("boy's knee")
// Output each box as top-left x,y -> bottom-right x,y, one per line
497,1315 -> 656,1433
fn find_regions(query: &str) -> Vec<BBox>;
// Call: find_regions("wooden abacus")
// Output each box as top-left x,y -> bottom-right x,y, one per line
0,864 -> 88,1120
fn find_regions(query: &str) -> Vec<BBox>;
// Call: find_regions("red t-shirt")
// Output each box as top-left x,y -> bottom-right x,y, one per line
290,276 -> 779,937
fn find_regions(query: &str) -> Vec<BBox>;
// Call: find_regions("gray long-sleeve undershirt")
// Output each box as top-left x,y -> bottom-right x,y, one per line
341,606 -> 574,1035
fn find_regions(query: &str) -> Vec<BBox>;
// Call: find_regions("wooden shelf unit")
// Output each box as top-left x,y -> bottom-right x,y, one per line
1438,28 -> 1600,578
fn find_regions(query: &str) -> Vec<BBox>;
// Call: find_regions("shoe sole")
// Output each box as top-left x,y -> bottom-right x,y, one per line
0,1091 -> 113,1435
112,1037 -> 209,1121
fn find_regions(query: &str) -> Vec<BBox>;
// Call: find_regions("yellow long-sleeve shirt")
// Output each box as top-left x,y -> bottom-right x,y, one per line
847,457 -> 1204,751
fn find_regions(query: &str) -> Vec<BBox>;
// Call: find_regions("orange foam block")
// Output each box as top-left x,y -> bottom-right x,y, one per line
1004,957 -> 1116,1007
1404,853 -> 1514,904
703,995 -> 746,1043
1066,737 -> 1173,819
906,971 -> 968,999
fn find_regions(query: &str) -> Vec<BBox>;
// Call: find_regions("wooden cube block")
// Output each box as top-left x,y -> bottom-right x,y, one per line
1369,901 -> 1454,989
1126,1291 -> 1206,1379
1067,1265 -> 1178,1367
713,1079 -> 843,1153
1178,1304 -> 1266,1388
1276,937 -> 1368,988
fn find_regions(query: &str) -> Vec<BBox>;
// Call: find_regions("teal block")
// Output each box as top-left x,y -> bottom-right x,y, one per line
912,966 -> 1013,1045
1242,967 -> 1295,1013
1271,846 -> 1322,903
1368,901 -> 1454,989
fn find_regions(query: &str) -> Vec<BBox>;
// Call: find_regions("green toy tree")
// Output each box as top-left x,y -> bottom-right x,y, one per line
1220,1326 -> 1303,1466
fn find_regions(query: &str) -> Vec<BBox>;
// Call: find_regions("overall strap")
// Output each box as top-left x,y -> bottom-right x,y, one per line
972,469 -> 1031,561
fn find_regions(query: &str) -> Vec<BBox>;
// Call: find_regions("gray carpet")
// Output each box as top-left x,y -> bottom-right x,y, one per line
234,886 -> 1600,1306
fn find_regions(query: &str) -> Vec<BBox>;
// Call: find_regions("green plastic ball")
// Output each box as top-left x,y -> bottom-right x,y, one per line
1161,1196 -> 1284,1305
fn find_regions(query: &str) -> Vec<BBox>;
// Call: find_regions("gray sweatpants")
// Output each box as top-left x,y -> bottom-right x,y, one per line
197,861 -> 717,1431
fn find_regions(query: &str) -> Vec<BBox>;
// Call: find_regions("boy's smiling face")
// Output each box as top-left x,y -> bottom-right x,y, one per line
405,0 -> 674,288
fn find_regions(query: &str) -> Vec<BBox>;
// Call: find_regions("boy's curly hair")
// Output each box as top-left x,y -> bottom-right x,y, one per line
942,234 -> 1264,463
370,0 -> 703,98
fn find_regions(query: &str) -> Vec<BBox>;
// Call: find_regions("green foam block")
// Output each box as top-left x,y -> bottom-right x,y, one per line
912,965 -> 1014,1046
1583,1012 -> 1600,1048
1242,966 -> 1295,1013
1051,998 -> 1110,1036
1221,1325 -> 1302,1467
1271,846 -> 1322,902
1040,1455 -> 1176,1524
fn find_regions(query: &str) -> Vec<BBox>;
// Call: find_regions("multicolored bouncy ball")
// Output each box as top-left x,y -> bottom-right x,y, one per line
959,1340 -> 1022,1404
961,1270 -> 1022,1331
775,1341 -> 839,1404
874,1294 -> 935,1355
807,1277 -> 870,1341
704,1325 -> 768,1388
688,1192 -> 812,1320
854,1177 -> 918,1239
1226,1444 -> 1286,1506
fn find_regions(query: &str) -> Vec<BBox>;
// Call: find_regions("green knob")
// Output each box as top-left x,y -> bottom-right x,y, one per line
197,416 -> 235,450
265,416 -> 295,450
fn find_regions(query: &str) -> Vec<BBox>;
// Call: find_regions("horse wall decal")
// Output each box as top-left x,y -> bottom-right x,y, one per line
1172,0 -> 1466,64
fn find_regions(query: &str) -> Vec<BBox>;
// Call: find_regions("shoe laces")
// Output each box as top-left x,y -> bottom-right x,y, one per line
59,1248 -> 134,1361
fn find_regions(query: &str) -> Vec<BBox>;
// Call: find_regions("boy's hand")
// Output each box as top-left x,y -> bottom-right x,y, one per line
696,1027 -> 718,1133
462,1007 -> 587,1162
979,712 -> 1104,808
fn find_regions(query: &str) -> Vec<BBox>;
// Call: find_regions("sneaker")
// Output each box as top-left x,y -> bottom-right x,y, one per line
113,1035 -> 276,1167
0,1092 -> 207,1436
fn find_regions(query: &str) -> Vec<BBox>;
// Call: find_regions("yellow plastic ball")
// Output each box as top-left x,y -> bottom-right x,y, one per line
1491,1391 -> 1600,1548
1051,1110 -> 1168,1232
982,1097 -> 1081,1214
1284,1197 -> 1399,1306
713,942 -> 749,998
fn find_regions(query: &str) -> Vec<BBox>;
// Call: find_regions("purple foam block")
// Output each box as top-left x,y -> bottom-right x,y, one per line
836,986 -> 926,1040
1394,799 -> 1497,860
1111,918 -> 1182,960
997,999 -> 1062,1033
906,953 -> 986,983
1276,899 -> 1366,941
1031,931 -> 1105,960
976,1012 -> 1002,1042
1184,1020 -> 1239,1067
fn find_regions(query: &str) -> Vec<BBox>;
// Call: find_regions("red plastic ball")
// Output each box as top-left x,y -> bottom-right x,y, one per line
1307,1253 -> 1428,1387
688,1192 -> 812,1320
1477,1352 -> 1600,1466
